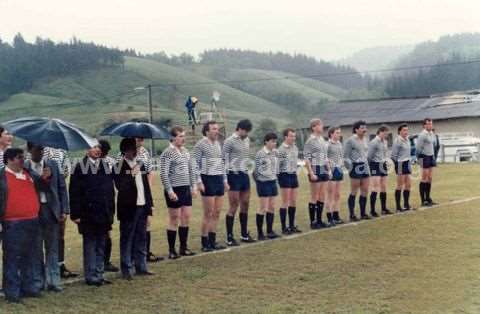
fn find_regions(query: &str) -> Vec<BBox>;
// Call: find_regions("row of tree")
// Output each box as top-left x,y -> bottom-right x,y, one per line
384,53 -> 480,97
0,34 -> 125,101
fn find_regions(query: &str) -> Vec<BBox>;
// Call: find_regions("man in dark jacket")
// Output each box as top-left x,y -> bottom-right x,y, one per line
69,144 -> 115,286
114,138 -> 154,280
25,143 -> 69,292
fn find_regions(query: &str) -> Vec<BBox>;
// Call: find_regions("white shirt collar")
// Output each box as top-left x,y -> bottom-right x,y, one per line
5,166 -> 28,180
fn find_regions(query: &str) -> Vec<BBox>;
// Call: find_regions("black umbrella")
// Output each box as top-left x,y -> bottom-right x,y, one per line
2,117 -> 98,151
100,121 -> 169,139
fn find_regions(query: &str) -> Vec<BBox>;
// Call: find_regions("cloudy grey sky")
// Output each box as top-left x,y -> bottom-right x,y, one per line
1,0 -> 479,61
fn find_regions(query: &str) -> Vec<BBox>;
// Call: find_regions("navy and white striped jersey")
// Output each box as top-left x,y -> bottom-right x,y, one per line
222,133 -> 251,173
277,142 -> 298,174
303,134 -> 328,166
254,147 -> 279,182
327,140 -> 344,168
416,129 -> 434,156
43,147 -> 71,177
368,136 -> 388,162
391,136 -> 411,162
344,135 -> 368,167
160,144 -> 197,193
193,137 -> 227,180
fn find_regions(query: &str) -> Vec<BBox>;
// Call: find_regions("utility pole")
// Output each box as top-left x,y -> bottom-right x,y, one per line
147,84 -> 155,156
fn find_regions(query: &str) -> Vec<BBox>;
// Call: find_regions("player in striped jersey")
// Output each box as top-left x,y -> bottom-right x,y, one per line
277,128 -> 301,234
303,118 -> 331,229
344,120 -> 370,221
326,126 -> 345,225
0,126 -> 13,170
367,125 -> 393,217
160,126 -> 197,259
416,118 -> 438,206
253,133 -> 280,240
391,123 -> 414,211
223,119 -> 255,246
194,121 -> 229,252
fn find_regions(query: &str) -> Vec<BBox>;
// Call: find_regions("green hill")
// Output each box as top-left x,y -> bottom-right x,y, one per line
0,57 -> 293,137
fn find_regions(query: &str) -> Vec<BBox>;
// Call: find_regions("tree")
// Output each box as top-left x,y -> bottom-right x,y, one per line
252,118 -> 278,146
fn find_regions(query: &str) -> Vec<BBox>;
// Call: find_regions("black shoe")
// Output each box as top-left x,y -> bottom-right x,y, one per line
257,233 -> 266,241
396,207 -> 405,212
290,226 -> 302,233
282,227 -> 292,235
6,296 -> 23,304
326,220 -> 336,227
104,262 -> 119,272
267,231 -> 280,239
47,285 -> 63,293
310,222 -> 319,229
122,274 -> 133,281
240,232 -> 256,243
315,221 -> 328,228
180,248 -> 196,256
350,215 -> 359,222
86,280 -> 103,287
147,253 -> 164,263
428,200 -> 439,206
406,206 -> 416,211
382,209 -> 393,215
422,201 -> 431,207
226,236 -> 240,247
21,291 -> 42,298
60,265 -> 79,279
201,246 -> 214,252
101,279 -> 113,285
333,218 -> 345,224
360,214 -> 371,220
136,271 -> 155,276
168,251 -> 181,260
211,243 -> 227,250
370,211 -> 379,218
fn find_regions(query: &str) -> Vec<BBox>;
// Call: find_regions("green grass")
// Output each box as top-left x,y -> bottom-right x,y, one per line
1,163 -> 480,313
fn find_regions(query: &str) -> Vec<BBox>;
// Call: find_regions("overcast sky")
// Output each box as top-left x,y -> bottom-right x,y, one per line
1,0 -> 479,61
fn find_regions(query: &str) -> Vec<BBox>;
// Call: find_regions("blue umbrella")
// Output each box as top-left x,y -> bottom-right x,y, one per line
100,121 -> 169,139
2,117 -> 98,151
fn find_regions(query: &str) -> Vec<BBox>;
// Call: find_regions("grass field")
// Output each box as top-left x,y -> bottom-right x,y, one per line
1,163 -> 480,313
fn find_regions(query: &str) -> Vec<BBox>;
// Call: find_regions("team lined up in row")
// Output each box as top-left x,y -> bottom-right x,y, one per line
159,117 -> 437,256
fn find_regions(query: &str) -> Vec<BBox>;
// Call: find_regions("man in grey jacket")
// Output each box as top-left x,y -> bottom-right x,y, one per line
26,142 -> 69,292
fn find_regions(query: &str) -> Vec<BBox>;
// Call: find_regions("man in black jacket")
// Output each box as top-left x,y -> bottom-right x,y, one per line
114,138 -> 154,280
69,144 -> 115,286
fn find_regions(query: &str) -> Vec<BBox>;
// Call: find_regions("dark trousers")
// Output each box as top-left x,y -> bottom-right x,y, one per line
82,230 -> 106,283
2,218 -> 40,300
119,206 -> 148,276
58,219 -> 66,265
33,205 -> 61,290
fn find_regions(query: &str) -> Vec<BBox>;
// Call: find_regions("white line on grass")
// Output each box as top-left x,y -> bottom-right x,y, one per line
56,195 -> 480,286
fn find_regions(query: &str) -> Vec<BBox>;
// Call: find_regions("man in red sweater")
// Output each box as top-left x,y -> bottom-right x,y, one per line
0,148 -> 50,303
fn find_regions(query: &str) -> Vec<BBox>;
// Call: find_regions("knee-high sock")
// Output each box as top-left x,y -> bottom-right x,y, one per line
208,232 -> 217,247
256,214 -> 265,236
380,192 -> 387,211
419,182 -> 426,203
288,206 -> 296,228
239,212 -> 248,237
395,189 -> 402,210
178,226 -> 189,250
316,201 -> 324,224
348,194 -> 356,217
308,203 -> 316,223
226,214 -> 234,237
359,196 -> 367,216
403,190 -> 410,209
370,192 -> 378,213
425,182 -> 432,201
279,208 -> 287,230
266,212 -> 274,234
167,230 -> 177,253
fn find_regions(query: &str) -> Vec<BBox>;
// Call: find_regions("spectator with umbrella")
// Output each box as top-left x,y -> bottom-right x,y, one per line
185,96 -> 199,132
101,121 -> 169,263
114,138 -> 155,280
